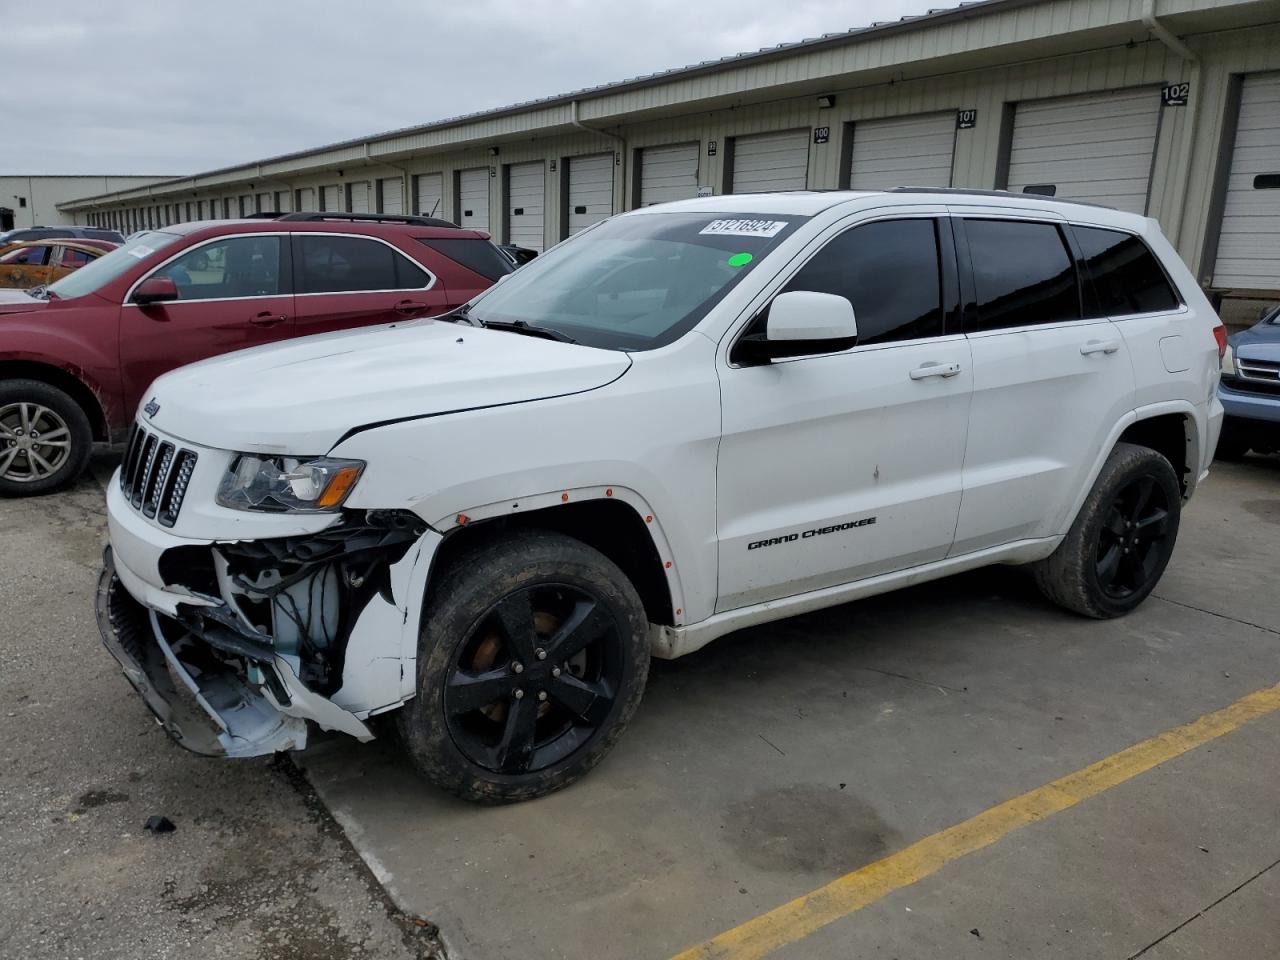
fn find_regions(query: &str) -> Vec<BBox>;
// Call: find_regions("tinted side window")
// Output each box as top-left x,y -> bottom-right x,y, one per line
154,236 -> 281,301
1,245 -> 50,265
298,236 -> 428,293
1073,226 -> 1180,317
416,237 -> 514,282
60,247 -> 95,266
781,218 -> 945,345
964,219 -> 1080,330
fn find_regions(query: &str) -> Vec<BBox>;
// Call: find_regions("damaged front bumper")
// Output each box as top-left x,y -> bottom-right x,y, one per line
96,552 -> 344,756
99,476 -> 439,758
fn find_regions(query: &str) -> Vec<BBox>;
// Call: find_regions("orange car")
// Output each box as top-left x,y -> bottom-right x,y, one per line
0,238 -> 117,289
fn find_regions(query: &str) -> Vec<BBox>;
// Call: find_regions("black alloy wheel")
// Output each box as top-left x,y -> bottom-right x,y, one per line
444,583 -> 623,775
1095,475 -> 1172,600
1033,441 -> 1181,619
397,530 -> 650,803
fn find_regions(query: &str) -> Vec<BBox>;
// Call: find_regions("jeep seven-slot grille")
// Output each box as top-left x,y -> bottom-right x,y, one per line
120,424 -> 197,527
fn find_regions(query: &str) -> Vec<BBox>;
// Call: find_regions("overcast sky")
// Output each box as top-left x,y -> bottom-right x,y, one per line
1,0 -> 933,176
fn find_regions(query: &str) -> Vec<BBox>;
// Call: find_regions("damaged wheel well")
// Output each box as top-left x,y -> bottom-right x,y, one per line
428,499 -> 675,626
1117,414 -> 1191,495
0,360 -> 109,442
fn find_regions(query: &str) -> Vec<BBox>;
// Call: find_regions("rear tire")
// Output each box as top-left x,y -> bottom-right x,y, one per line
0,379 -> 93,496
1033,442 -> 1181,619
397,530 -> 650,804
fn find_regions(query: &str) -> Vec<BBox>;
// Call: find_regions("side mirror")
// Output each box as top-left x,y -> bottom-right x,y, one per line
734,290 -> 858,365
133,275 -> 179,305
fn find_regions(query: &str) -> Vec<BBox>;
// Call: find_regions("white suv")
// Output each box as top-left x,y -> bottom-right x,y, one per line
98,190 -> 1226,802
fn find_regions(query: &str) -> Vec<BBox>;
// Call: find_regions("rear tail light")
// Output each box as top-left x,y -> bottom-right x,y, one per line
1213,324 -> 1228,362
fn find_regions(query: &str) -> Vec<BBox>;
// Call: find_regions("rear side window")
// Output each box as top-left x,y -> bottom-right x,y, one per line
964,219 -> 1080,330
416,237 -> 514,282
1073,226 -> 1180,317
296,235 -> 430,293
0,245 -> 50,265
780,218 -> 945,345
84,228 -> 123,242
60,247 -> 95,266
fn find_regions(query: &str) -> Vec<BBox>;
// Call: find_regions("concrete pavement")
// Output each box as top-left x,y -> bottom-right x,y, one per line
0,455 -> 442,960
297,455 -> 1280,959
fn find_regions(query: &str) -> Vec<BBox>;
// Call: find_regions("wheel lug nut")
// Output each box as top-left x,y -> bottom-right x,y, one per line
512,662 -> 524,674
513,688 -> 524,700
537,691 -> 547,702
535,648 -> 547,661
551,667 -> 561,678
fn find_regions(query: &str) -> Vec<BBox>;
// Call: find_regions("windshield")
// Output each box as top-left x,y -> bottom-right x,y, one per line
465,212 -> 806,350
46,230 -> 180,300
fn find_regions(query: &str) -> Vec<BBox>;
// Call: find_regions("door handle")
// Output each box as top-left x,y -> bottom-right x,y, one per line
249,311 -> 288,326
909,361 -> 962,380
1080,339 -> 1121,356
394,299 -> 428,315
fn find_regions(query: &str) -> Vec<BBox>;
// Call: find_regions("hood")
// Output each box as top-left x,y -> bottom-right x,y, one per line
1233,313 -> 1280,362
0,289 -> 48,315
143,319 -> 632,452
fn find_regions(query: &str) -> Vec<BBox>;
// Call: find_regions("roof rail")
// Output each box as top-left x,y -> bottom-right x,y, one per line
887,186 -> 1116,210
277,211 -> 458,229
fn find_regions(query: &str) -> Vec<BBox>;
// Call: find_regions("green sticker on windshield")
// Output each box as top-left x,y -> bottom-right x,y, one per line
727,252 -> 753,268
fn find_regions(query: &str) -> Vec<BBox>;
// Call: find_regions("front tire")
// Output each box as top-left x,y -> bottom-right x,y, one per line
1033,442 -> 1181,619
397,530 -> 650,804
0,379 -> 93,496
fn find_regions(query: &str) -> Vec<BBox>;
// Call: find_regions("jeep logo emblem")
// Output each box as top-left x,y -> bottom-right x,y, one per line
143,398 -> 160,418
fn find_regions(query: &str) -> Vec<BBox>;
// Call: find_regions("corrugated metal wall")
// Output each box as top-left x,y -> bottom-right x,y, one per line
68,13 -> 1280,294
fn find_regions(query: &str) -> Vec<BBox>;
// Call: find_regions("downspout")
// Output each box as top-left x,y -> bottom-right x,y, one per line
572,99 -> 628,212
381,159 -> 413,215
1141,0 -> 1200,254
1141,0 -> 1196,62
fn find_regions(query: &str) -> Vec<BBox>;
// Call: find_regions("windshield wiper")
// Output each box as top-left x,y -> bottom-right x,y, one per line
26,285 -> 50,301
481,318 -> 577,344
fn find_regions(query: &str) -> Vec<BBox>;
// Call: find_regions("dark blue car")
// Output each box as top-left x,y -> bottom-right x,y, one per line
1218,304 -> 1280,458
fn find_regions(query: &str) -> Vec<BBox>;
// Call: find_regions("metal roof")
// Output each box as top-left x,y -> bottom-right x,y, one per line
59,0 -> 1029,206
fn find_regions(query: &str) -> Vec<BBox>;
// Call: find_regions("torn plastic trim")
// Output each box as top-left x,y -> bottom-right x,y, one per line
206,508 -> 429,697
97,549 -> 371,758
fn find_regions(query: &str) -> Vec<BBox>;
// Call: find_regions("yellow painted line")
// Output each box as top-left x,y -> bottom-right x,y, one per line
672,682 -> 1280,960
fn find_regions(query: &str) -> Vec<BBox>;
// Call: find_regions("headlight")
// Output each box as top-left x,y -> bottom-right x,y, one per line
1221,342 -> 1236,376
216,455 -> 365,513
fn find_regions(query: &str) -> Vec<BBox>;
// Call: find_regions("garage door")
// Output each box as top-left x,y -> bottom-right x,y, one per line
457,168 -> 490,231
321,185 -> 341,212
730,130 -> 809,193
349,181 -> 370,214
239,194 -> 255,217
506,162 -> 545,250
1213,73 -> 1280,290
297,187 -> 316,212
639,142 -> 699,206
567,154 -> 615,235
415,174 -> 444,218
849,113 -> 955,189
257,192 -> 272,213
1005,87 -> 1161,214
379,177 -> 403,215
274,190 -> 292,213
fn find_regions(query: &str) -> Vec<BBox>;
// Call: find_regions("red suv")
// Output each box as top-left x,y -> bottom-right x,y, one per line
0,213 -> 512,495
